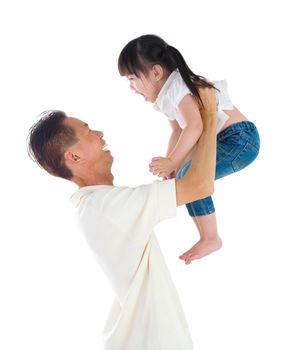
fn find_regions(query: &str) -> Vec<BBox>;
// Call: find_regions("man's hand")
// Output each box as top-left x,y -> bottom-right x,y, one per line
149,157 -> 177,178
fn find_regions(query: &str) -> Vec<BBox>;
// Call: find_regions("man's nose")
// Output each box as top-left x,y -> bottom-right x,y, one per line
94,130 -> 103,138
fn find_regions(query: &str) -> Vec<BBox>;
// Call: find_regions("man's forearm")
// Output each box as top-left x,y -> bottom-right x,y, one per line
175,87 -> 217,206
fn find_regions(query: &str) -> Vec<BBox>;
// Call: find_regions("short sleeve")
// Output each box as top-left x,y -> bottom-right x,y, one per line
93,180 -> 177,232
168,73 -> 192,108
213,80 -> 234,110
155,179 -> 177,222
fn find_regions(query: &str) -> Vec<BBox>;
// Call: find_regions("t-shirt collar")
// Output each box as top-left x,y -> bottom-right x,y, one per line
70,185 -> 112,207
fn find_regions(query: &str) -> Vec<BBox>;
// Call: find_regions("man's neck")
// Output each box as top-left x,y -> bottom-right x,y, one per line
72,173 -> 114,187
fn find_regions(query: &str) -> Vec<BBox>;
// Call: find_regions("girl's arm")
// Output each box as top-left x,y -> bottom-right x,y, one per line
150,94 -> 203,177
165,120 -> 183,157
169,94 -> 203,168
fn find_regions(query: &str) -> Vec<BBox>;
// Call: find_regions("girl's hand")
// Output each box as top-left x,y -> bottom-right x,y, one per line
149,157 -> 177,178
163,171 -> 176,180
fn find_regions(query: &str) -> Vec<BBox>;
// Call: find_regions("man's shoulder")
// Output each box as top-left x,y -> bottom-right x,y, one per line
70,182 -> 154,207
70,180 -> 176,209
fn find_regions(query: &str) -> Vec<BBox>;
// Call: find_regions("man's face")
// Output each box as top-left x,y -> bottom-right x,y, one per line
64,117 -> 113,170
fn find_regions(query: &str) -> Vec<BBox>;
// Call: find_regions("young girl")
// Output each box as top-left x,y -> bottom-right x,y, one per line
118,34 -> 260,265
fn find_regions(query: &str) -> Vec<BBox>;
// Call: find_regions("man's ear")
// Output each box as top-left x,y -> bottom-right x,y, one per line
64,150 -> 80,164
152,64 -> 164,81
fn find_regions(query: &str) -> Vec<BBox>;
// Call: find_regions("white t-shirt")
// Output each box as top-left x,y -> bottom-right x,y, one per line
70,179 -> 193,350
154,70 -> 234,133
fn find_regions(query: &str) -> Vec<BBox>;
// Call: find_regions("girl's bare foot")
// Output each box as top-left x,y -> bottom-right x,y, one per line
179,237 -> 222,265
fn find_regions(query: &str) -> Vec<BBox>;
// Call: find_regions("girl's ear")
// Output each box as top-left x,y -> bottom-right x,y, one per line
152,64 -> 164,81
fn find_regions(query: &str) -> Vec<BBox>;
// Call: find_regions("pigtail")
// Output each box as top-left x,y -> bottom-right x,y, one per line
166,45 -> 215,108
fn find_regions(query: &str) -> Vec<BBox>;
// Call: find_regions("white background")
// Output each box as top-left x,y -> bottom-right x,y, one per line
1,0 -> 283,349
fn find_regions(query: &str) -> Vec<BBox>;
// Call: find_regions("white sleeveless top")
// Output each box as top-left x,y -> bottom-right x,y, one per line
153,70 -> 234,133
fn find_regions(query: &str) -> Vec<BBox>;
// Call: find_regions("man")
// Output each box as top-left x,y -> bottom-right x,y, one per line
28,88 -> 216,350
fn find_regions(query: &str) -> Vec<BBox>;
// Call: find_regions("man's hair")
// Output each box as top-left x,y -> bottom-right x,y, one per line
28,110 -> 78,179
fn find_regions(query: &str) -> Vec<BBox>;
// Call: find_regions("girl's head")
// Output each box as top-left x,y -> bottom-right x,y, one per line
118,34 -> 215,105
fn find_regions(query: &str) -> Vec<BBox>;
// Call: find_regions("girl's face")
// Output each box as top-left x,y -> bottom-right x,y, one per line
126,70 -> 162,103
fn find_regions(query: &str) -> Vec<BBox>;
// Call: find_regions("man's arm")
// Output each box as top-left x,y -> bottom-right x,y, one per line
175,87 -> 217,206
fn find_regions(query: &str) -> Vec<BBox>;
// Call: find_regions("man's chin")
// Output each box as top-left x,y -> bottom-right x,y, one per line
108,154 -> 114,165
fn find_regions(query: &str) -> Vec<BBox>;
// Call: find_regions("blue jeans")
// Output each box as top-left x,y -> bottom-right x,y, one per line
176,121 -> 260,216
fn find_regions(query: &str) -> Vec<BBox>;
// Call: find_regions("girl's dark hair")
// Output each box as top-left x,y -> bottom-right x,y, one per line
118,34 -> 216,106
28,110 -> 78,179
